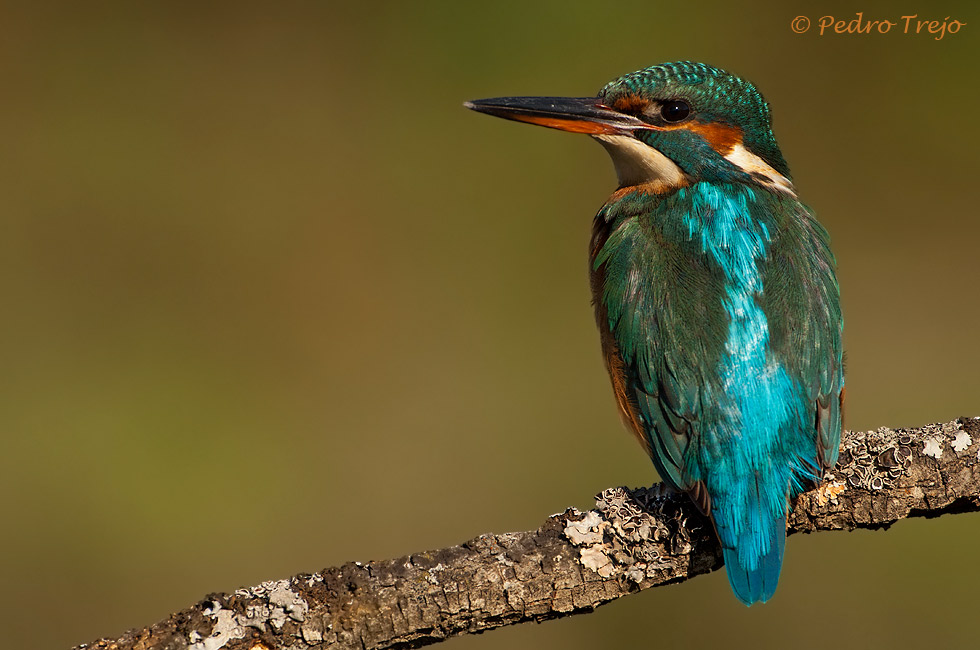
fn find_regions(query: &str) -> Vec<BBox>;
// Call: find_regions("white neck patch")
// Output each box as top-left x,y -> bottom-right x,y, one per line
592,134 -> 688,190
724,143 -> 796,196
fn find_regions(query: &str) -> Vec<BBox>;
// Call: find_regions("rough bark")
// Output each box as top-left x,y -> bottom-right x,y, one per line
75,417 -> 980,650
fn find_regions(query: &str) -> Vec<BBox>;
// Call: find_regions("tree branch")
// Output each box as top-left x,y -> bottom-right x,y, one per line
75,417 -> 980,650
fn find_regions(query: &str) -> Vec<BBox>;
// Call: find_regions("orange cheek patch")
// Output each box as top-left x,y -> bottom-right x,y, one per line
682,121 -> 743,155
511,114 -> 619,134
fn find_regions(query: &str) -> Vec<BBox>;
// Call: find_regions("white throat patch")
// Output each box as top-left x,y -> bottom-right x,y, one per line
724,143 -> 796,196
592,134 -> 687,190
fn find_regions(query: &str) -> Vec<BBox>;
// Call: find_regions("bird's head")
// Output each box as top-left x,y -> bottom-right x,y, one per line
465,61 -> 793,194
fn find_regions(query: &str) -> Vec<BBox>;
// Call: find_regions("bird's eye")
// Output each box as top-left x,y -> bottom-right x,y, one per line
660,100 -> 690,122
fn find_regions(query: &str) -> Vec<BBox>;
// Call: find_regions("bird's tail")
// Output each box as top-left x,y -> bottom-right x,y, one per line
714,493 -> 787,606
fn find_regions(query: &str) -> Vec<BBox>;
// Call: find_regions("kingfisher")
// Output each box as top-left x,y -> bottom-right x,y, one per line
465,62 -> 843,605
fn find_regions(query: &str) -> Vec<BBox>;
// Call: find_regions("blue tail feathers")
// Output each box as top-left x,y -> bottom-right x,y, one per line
721,513 -> 786,606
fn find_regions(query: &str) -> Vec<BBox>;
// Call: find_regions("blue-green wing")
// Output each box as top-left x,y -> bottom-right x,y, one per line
591,202 -> 728,506
593,190 -> 843,503
758,198 -> 844,476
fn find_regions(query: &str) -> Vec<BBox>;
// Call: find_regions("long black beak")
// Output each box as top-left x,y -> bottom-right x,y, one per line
463,96 -> 645,135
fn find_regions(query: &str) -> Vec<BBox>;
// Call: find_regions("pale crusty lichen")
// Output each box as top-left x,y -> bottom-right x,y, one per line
837,427 -> 918,491
952,430 -> 973,453
187,604 -> 244,650
562,486 -> 705,584
579,546 -> 614,577
563,511 -> 605,545
813,480 -> 846,506
923,437 -> 944,459
187,580 -> 311,649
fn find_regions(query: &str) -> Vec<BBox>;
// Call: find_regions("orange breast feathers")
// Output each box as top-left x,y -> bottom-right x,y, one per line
594,302 -> 651,456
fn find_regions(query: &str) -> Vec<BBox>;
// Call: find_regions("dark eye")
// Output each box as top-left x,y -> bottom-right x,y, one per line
660,100 -> 690,122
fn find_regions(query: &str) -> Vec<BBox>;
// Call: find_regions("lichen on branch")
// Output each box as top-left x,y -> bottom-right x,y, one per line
76,417 -> 980,650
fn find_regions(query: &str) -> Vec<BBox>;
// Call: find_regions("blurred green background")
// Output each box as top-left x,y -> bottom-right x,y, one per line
2,1 -> 978,648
